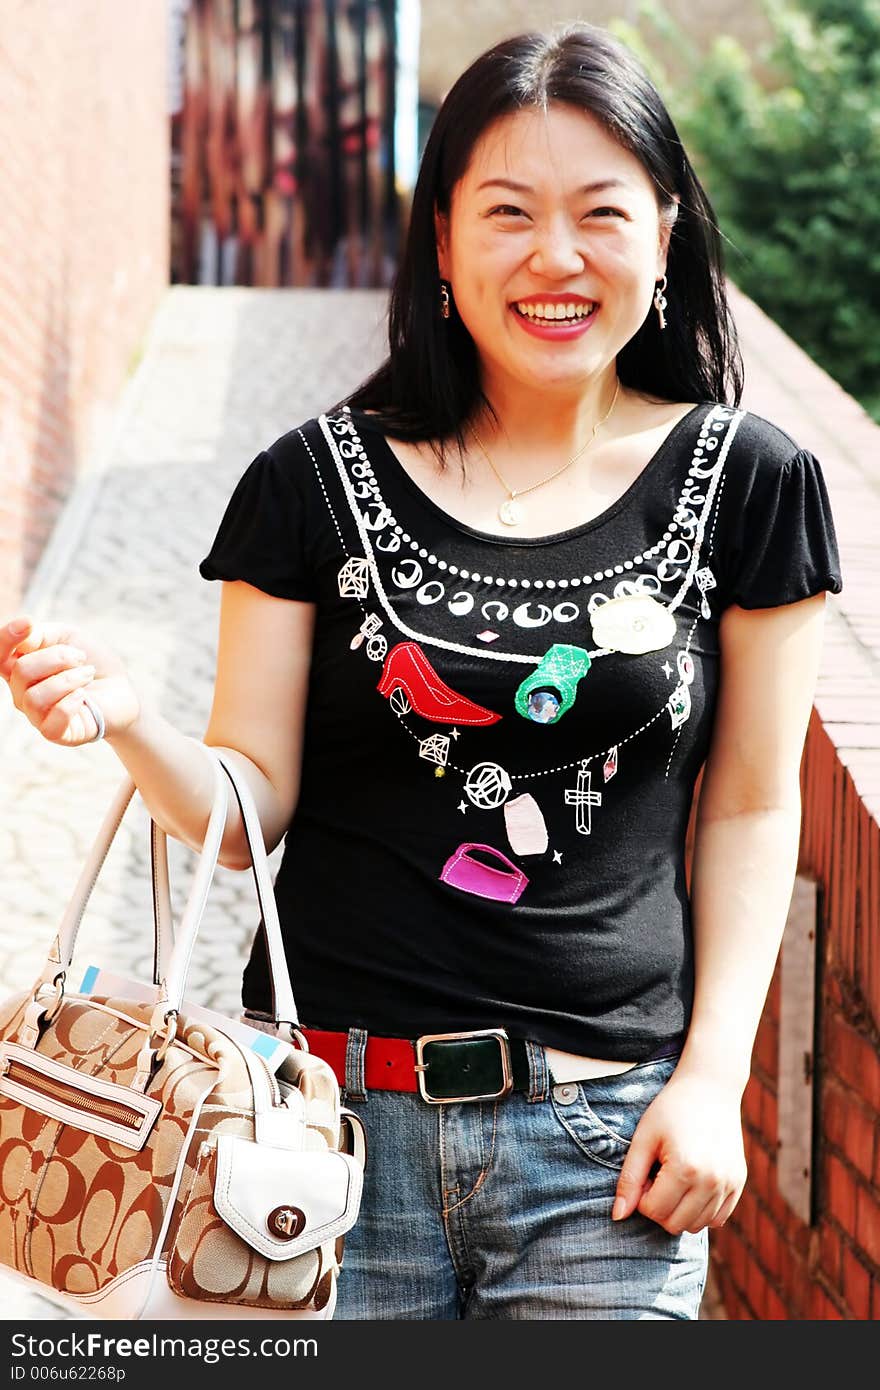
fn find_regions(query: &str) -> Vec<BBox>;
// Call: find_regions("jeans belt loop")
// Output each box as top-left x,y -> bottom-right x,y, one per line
525,1039 -> 549,1104
344,1026 -> 368,1103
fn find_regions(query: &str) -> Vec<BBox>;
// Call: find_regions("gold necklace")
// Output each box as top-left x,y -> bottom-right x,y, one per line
470,378 -> 621,528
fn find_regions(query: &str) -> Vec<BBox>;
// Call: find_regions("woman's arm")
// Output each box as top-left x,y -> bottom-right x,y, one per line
3,581 -> 314,870
107,581 -> 315,869
612,591 -> 828,1233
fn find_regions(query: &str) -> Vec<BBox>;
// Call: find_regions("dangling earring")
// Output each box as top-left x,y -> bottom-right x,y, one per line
439,280 -> 451,319
654,275 -> 668,331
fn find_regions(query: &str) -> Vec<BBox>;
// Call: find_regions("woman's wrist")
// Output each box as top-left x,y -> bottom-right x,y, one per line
672,1022 -> 754,1097
104,693 -> 156,752
104,702 -> 219,852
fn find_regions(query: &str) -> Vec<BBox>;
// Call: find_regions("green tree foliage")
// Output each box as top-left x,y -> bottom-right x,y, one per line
613,1 -> 880,419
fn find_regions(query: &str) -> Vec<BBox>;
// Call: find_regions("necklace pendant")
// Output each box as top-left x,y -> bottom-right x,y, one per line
499,496 -> 523,527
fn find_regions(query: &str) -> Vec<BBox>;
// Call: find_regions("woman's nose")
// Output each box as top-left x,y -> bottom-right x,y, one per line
528,219 -> 586,276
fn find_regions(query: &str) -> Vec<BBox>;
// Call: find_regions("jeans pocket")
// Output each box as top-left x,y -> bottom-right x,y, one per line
549,1055 -> 679,1171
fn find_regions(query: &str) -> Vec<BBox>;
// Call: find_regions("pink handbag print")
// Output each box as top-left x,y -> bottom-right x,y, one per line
440,843 -> 529,904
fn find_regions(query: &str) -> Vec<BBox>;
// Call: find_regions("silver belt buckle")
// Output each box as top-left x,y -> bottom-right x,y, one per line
413,1027 -> 513,1104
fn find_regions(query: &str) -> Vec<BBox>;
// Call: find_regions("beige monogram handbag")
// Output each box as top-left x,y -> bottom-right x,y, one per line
0,751 -> 365,1319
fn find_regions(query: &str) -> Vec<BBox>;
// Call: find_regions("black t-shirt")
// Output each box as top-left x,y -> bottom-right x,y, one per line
199,401 -> 842,1059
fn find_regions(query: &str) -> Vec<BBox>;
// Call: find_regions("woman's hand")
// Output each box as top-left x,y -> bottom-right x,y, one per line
1,616 -> 141,746
611,1071 -> 748,1234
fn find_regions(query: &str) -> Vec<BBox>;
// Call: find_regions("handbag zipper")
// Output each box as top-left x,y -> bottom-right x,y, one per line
259,1052 -> 282,1107
1,1058 -> 145,1131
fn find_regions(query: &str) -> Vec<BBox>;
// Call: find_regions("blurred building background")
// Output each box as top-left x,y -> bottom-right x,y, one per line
169,0 -> 416,288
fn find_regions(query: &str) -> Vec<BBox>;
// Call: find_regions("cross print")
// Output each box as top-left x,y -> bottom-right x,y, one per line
564,761 -> 602,835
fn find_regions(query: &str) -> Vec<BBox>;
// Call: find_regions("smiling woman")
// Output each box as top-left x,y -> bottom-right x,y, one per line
447,112 -> 673,384
310,20 -> 836,1320
335,24 -> 739,476
1,20 -> 842,1325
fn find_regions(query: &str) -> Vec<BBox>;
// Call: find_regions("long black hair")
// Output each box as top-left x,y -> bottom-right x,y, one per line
332,22 -> 743,466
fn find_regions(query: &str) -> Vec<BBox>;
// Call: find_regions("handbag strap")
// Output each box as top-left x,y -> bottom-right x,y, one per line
40,775 -> 141,988
138,750 -> 301,1086
25,750 -> 227,1011
19,758 -> 227,1053
155,751 -> 300,1031
151,818 -> 174,988
22,746 -> 300,1062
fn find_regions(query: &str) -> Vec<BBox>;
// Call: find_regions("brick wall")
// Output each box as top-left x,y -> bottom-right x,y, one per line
0,0 -> 169,612
704,288 -> 880,1320
714,932 -> 880,1319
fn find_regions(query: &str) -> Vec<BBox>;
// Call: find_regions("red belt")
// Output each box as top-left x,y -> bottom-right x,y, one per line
299,1026 -> 532,1103
300,1028 -> 420,1092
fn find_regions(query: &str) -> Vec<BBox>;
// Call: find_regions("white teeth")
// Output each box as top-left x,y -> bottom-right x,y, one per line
515,301 -> 595,321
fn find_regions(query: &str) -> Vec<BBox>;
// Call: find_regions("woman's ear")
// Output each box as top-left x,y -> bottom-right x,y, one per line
657,196 -> 680,276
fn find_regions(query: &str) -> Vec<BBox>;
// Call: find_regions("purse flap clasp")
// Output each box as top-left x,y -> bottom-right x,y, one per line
213,1134 -> 363,1260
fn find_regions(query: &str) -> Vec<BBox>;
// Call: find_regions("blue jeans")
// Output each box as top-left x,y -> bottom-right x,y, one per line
334,1043 -> 709,1320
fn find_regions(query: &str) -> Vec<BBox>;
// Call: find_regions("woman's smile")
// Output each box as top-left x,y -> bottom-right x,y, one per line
509,299 -> 600,340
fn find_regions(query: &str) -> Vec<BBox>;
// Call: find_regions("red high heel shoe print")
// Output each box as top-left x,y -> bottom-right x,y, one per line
377,642 -> 502,726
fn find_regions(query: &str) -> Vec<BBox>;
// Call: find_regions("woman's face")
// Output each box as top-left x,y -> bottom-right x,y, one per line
435,103 -> 675,398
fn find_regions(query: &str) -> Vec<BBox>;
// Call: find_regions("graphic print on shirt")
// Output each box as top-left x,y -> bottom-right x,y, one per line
564,762 -> 603,835
337,556 -> 370,598
464,761 -> 513,810
504,793 -> 549,856
348,610 -> 388,660
589,592 -> 677,654
377,641 -> 502,726
439,844 -> 529,904
419,733 -> 450,768
315,403 -> 744,904
664,643 -> 696,730
514,644 -> 592,724
323,404 -> 737,668
696,566 -> 717,620
350,611 -> 382,648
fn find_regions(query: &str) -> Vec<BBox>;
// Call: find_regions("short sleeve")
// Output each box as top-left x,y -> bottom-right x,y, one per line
719,446 -> 843,611
199,440 -> 316,601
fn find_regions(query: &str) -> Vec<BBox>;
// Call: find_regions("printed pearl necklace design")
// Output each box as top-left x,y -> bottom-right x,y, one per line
321,406 -> 738,671
333,403 -> 726,599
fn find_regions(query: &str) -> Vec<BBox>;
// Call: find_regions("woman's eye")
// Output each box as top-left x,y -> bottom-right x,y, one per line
488,205 -> 625,220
